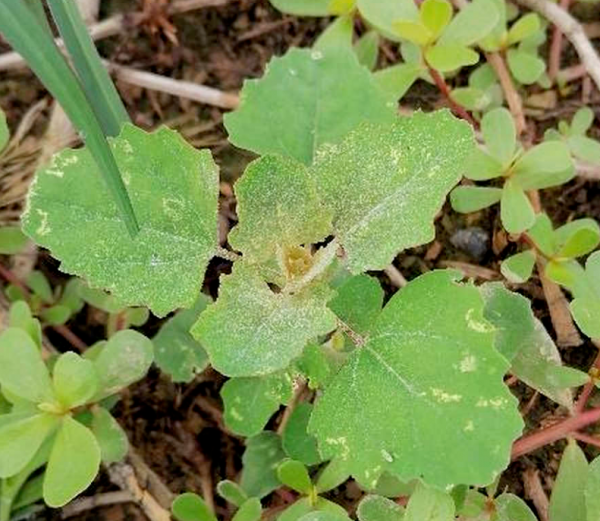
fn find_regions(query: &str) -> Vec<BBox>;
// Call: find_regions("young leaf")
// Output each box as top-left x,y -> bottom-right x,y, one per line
27,271 -> 53,303
193,263 -> 336,377
495,493 -> 537,521
0,413 -> 58,478
549,440 -> 588,521
438,0 -> 499,46
329,275 -> 383,335
92,329 -> 154,398
357,494 -> 405,521
450,186 -> 502,213
568,135 -> 600,165
374,63 -> 422,102
507,13 -> 540,45
501,179 -> 535,234
482,107 -> 516,166
393,20 -> 433,46
506,49 -> 545,85
172,492 -> 217,521
420,0 -> 452,39
310,270 -> 523,489
511,141 -> 574,190
52,352 -> 98,409
481,283 -> 575,407
91,407 -> 128,463
0,108 -> 8,151
217,480 -> 248,508
501,250 -> 536,283
8,301 -> 42,348
404,482 -> 455,521
230,155 -> 332,265
0,227 -> 29,254
23,125 -> 219,317
0,327 -> 54,404
221,373 -> 292,437
425,44 -> 479,72
357,0 -> 419,41
240,432 -> 286,499
278,459 -> 313,494
41,304 -> 73,326
555,218 -> 600,258
44,417 -> 101,507
283,402 -> 322,466
224,48 -> 395,165
315,458 -> 351,494
312,110 -> 473,273
571,107 -> 595,136
153,293 -> 211,383
232,498 -> 262,521
354,31 -> 380,70
585,455 -> 600,520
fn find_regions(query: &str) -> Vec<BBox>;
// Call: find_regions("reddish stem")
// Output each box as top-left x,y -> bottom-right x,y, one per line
511,407 -> 600,460
548,0 -> 573,82
571,431 -> 600,449
574,344 -> 600,413
0,262 -> 86,352
427,66 -> 478,127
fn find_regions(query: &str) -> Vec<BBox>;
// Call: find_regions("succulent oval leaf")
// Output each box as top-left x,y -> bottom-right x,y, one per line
269,0 -> 339,15
315,15 -> 354,52
0,412 -> 58,478
438,0 -> 499,46
511,141 -> 574,190
310,270 -> 523,489
193,263 -> 337,377
224,48 -> 395,166
568,135 -> 600,165
91,407 -> 128,463
354,31 -> 380,70
464,148 -> 504,181
549,440 -> 588,521
217,480 -> 248,508
0,327 -> 54,404
92,329 -> 154,398
404,482 -> 455,521
43,417 -> 101,507
52,352 -> 99,409
153,293 -> 211,383
298,512 -> 352,521
425,44 -> 479,72
357,0 -> 419,40
283,402 -> 323,466
571,107 -> 595,136
278,459 -> 313,494
0,227 -> 29,254
172,492 -> 217,521
501,250 -> 536,283
221,373 -> 292,437
232,498 -> 263,521
312,111 -> 473,273
555,218 -> 600,258
495,494 -> 537,521
357,494 -> 405,521
230,155 -> 333,264
506,49 -> 545,85
241,432 -> 286,498
585,455 -> 600,520
450,186 -> 503,213
420,0 -> 453,39
374,63 -> 422,102
22,124 -> 219,317
482,107 -> 516,166
500,178 -> 535,234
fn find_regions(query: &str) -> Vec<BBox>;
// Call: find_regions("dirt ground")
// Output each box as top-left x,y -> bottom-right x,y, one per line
2,0 -> 600,519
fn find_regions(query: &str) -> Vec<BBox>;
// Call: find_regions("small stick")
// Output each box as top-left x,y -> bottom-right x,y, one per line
514,0 -> 600,91
486,52 -> 527,135
384,265 -> 408,288
523,468 -> 549,521
61,491 -> 133,519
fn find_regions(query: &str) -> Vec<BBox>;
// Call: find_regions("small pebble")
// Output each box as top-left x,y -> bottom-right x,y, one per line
450,227 -> 490,260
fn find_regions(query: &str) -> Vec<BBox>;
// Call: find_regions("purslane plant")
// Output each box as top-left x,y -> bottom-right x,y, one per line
450,107 -> 575,233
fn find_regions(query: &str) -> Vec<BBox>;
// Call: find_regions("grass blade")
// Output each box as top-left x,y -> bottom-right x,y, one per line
47,0 -> 130,136
0,0 -> 139,235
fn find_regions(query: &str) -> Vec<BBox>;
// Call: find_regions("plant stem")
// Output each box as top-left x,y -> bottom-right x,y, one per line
427,66 -> 477,127
574,340 -> 600,413
548,0 -> 573,82
485,52 -> 527,136
511,407 -> 600,459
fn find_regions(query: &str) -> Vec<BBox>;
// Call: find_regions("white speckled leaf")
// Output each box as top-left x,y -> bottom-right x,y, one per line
309,270 -> 523,489
192,262 -> 337,377
22,124 -> 219,317
229,155 -> 333,264
224,48 -> 395,165
311,111 -> 474,273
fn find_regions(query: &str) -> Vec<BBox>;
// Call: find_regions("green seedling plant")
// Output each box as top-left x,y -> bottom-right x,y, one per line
4,0 -> 600,518
545,107 -> 600,166
450,107 -> 575,233
0,300 -> 153,518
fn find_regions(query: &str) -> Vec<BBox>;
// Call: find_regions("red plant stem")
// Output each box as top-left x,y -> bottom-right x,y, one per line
511,407 -> 600,460
486,52 -> 527,136
574,342 -> 600,413
427,66 -> 478,127
0,262 -> 87,352
571,431 -> 600,449
548,0 -> 573,82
